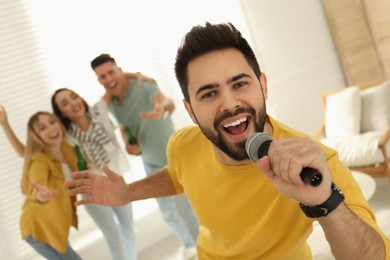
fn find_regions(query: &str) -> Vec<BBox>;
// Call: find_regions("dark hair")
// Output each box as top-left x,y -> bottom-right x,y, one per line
91,53 -> 117,70
51,88 -> 89,131
175,22 -> 261,102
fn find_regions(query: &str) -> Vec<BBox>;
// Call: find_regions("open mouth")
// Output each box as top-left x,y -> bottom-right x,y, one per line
72,104 -> 82,113
49,131 -> 60,140
108,82 -> 117,89
223,116 -> 249,135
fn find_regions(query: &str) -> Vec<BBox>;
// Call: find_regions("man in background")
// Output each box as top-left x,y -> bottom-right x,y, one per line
90,54 -> 198,260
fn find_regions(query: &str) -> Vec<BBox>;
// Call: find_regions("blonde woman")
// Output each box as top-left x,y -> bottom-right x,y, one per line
0,109 -> 80,259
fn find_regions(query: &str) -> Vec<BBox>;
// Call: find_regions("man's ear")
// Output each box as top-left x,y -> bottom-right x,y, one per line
182,99 -> 197,125
259,73 -> 268,99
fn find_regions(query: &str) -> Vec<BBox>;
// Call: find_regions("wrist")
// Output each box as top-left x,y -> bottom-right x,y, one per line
299,182 -> 345,218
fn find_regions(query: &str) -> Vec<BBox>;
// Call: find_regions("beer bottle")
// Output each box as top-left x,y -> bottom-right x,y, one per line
125,127 -> 138,145
74,145 -> 87,170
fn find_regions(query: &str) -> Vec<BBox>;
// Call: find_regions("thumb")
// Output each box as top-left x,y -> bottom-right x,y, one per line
258,156 -> 271,172
258,156 -> 275,181
31,183 -> 44,191
31,183 -> 40,191
102,164 -> 118,181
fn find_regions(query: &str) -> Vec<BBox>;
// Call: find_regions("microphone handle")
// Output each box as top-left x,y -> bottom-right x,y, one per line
301,167 -> 322,187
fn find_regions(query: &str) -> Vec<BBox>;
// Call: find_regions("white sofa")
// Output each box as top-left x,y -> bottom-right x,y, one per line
315,81 -> 390,185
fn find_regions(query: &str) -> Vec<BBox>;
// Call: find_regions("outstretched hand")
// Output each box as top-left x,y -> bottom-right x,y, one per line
0,105 -> 8,125
139,92 -> 168,119
64,165 -> 129,207
31,183 -> 59,202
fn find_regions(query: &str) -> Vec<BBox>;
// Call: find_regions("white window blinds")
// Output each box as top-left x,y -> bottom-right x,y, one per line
0,0 -> 251,259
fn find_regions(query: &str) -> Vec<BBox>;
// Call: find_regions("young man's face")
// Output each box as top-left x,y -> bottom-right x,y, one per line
94,61 -> 124,96
184,48 -> 267,162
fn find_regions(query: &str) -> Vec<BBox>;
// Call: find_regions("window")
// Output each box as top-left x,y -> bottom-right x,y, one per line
0,0 -> 251,258
322,0 -> 390,85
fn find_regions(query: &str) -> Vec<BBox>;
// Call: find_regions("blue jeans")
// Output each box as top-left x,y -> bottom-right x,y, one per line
25,236 -> 81,260
82,195 -> 137,260
143,161 -> 199,248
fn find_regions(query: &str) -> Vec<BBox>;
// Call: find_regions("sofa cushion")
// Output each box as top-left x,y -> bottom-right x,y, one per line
360,81 -> 390,132
325,86 -> 361,140
320,129 -> 390,167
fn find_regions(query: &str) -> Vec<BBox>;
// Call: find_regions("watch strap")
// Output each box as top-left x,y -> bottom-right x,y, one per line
299,182 -> 345,218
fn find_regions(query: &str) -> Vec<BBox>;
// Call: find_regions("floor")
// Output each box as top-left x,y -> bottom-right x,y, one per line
138,177 -> 390,260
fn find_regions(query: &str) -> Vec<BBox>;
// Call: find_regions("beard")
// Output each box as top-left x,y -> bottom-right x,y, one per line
197,104 -> 267,161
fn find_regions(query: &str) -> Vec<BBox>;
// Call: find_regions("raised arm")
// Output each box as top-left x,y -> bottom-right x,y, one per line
101,72 -> 157,105
124,72 -> 157,87
0,105 -> 26,157
65,165 -> 177,206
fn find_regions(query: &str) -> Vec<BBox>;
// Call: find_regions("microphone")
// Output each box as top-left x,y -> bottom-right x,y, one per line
245,132 -> 322,187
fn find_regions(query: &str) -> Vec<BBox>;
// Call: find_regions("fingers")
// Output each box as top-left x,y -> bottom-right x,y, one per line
139,111 -> 161,119
32,183 -> 58,201
139,105 -> 164,119
74,196 -> 94,206
64,178 -> 92,189
67,185 -> 92,196
64,171 -> 94,190
263,138 -> 325,185
0,105 -> 7,124
31,183 -> 43,191
69,170 -> 93,180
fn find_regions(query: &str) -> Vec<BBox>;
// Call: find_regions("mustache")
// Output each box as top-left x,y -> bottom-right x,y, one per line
213,107 -> 256,130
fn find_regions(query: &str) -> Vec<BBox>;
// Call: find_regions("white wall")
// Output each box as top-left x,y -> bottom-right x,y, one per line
240,0 -> 346,135
0,0 -> 352,258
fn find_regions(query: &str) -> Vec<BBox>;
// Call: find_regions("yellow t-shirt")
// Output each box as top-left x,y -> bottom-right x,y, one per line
166,116 -> 389,259
20,142 -> 78,254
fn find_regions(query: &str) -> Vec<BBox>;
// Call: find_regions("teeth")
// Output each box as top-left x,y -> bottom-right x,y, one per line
224,117 -> 247,128
49,132 -> 58,138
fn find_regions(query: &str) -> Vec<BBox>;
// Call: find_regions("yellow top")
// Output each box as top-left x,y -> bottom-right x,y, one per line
166,116 -> 390,259
20,142 -> 78,253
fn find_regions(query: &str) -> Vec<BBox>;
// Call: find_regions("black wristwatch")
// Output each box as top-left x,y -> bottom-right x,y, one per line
299,182 -> 345,218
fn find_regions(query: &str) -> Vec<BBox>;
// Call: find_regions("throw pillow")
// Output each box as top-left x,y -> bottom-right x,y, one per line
360,81 -> 390,132
325,86 -> 361,140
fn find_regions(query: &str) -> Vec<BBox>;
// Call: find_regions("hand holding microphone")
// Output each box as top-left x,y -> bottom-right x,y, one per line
245,132 -> 323,187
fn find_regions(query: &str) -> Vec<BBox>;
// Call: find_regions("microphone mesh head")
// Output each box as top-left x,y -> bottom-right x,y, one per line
245,132 -> 273,161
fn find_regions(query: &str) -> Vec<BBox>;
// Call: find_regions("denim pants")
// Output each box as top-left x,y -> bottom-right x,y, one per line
82,195 -> 137,260
25,236 -> 81,260
143,161 -> 199,248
